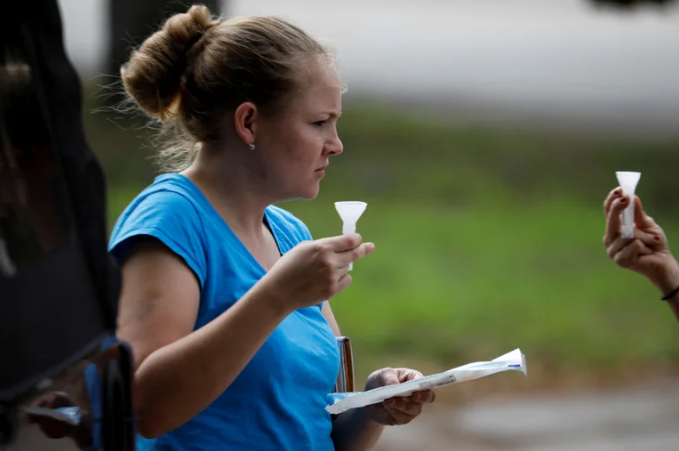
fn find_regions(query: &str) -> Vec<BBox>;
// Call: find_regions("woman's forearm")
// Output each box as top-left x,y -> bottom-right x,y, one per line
133,285 -> 289,438
331,408 -> 384,451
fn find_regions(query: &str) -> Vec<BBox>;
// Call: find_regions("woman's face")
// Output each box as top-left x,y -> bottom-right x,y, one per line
254,61 -> 344,201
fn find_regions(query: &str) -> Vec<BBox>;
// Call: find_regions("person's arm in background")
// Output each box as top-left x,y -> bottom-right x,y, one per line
321,302 -> 436,451
603,188 -> 679,323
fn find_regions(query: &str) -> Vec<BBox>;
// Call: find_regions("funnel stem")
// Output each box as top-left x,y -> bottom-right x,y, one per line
342,223 -> 356,235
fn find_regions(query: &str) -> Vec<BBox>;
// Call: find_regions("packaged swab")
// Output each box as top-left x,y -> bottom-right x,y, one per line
326,348 -> 527,415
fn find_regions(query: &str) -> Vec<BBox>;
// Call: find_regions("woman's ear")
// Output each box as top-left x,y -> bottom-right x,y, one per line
233,102 -> 258,147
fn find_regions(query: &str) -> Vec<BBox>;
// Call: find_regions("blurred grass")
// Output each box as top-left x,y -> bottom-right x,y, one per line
90,101 -> 679,383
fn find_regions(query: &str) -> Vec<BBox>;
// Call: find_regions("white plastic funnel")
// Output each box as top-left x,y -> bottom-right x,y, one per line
335,201 -> 367,270
615,171 -> 641,239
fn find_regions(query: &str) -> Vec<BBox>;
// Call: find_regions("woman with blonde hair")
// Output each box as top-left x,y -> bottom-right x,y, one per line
109,4 -> 434,450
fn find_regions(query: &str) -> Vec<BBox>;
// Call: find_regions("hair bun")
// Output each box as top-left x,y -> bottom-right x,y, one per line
120,4 -> 217,121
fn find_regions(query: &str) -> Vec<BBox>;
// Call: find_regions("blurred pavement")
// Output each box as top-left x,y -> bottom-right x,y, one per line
10,378 -> 679,451
375,378 -> 679,451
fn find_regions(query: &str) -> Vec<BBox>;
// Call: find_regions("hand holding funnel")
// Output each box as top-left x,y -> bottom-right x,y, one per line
335,201 -> 367,271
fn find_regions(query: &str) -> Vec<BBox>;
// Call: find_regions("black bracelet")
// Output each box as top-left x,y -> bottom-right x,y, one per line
661,285 -> 679,301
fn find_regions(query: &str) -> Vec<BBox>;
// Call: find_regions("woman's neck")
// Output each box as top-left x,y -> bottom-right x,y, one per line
181,148 -> 272,236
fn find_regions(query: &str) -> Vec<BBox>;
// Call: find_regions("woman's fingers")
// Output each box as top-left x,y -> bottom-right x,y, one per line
634,227 -> 660,247
603,187 -> 622,216
607,236 -> 631,259
633,196 -> 657,229
607,228 -> 655,258
335,242 -> 376,267
412,389 -> 436,404
604,196 -> 630,247
613,239 -> 652,268
385,397 -> 423,417
334,272 -> 353,293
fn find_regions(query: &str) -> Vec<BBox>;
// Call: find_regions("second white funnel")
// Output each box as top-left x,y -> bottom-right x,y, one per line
616,171 -> 641,239
335,201 -> 367,270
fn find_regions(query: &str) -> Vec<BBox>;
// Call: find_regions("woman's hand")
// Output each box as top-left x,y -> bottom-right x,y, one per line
26,392 -> 93,449
603,187 -> 679,295
363,368 -> 435,426
261,233 -> 375,313
330,368 -> 434,450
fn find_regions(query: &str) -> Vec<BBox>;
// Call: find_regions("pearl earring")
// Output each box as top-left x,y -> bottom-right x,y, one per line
249,144 -> 256,150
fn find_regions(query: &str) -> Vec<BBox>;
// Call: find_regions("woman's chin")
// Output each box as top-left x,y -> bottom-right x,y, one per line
283,180 -> 322,201
301,183 -> 321,200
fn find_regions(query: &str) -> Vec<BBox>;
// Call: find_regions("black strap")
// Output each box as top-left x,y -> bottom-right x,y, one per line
661,285 -> 679,301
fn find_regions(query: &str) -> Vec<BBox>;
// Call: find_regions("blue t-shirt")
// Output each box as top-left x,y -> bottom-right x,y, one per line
108,173 -> 340,451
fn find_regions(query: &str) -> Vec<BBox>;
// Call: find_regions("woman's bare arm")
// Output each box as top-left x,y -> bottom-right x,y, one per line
117,240 -> 289,438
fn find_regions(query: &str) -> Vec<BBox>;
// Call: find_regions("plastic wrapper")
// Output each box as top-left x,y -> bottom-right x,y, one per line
326,348 -> 527,415
23,406 -> 83,426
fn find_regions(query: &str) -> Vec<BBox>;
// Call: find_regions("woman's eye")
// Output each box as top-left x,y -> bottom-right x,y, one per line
313,120 -> 326,127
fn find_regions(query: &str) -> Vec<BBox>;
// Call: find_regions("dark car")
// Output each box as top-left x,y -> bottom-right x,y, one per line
0,1 -> 134,450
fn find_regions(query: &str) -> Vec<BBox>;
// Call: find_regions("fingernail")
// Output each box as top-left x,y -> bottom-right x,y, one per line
620,197 -> 628,204
655,235 -> 661,241
614,190 -> 621,197
386,399 -> 395,406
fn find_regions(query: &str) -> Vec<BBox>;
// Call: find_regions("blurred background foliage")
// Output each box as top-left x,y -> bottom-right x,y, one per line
67,0 -> 679,390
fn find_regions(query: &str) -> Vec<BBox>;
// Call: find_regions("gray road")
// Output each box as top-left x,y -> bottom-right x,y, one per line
59,0 -> 679,135
9,378 -> 679,451
375,378 -> 679,451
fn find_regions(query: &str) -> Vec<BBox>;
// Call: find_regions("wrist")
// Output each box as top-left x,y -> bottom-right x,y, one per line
246,279 -> 294,320
650,256 -> 679,296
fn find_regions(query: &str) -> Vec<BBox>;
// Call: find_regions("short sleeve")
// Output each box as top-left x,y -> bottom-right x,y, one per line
298,219 -> 313,241
266,205 -> 313,248
108,189 -> 207,288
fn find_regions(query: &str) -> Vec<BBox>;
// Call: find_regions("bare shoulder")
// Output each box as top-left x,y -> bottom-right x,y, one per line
117,238 -> 201,368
